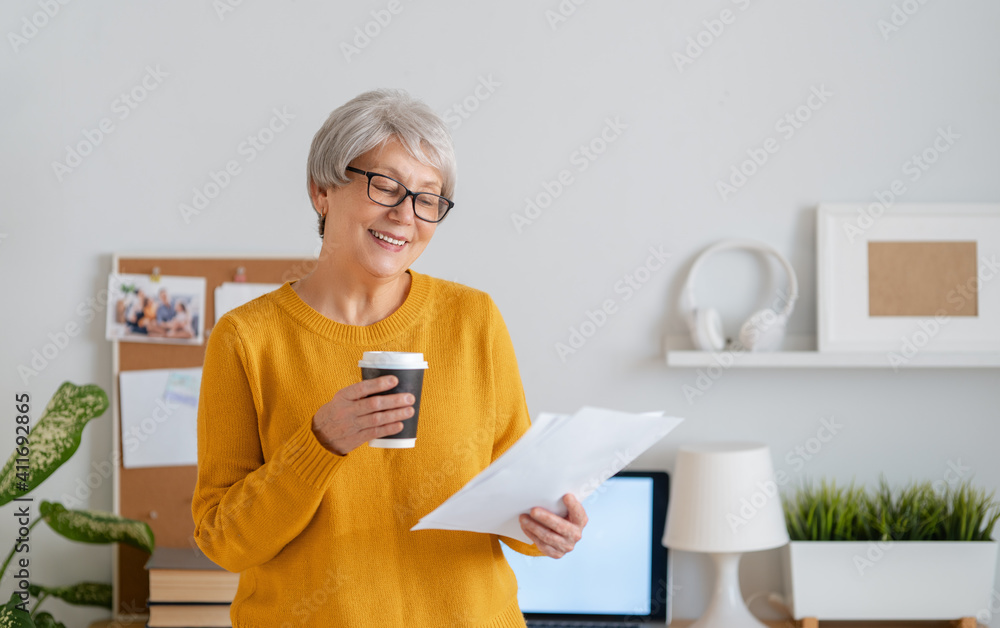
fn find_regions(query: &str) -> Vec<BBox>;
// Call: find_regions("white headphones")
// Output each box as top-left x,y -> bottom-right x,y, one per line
682,239 -> 799,352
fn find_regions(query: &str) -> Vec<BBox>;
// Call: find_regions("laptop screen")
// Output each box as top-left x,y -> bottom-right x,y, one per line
501,471 -> 669,623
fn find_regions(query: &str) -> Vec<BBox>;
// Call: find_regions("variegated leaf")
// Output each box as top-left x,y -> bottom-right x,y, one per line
40,502 -> 154,554
28,582 -> 111,609
0,382 -> 109,506
31,611 -> 66,628
0,591 -> 34,628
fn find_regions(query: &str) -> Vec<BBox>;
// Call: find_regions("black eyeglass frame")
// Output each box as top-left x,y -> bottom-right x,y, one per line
345,166 -> 454,223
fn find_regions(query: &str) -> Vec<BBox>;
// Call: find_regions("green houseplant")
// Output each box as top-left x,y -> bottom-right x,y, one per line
781,477 -> 1000,622
784,477 -> 1000,542
0,382 -> 155,628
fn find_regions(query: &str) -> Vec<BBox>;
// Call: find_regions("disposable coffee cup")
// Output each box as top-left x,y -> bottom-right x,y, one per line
358,351 -> 428,449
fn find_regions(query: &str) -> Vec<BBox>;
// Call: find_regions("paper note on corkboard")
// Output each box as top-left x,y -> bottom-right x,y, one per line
868,241 -> 978,317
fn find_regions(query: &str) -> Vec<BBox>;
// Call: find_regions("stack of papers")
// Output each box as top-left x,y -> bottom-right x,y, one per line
412,407 -> 683,544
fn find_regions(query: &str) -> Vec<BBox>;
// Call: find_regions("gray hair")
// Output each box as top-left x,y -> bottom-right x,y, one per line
306,89 -> 456,236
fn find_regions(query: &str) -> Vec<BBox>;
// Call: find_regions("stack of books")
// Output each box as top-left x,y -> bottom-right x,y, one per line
145,547 -> 238,627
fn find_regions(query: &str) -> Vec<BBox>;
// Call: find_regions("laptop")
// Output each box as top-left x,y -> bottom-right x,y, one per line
501,470 -> 671,627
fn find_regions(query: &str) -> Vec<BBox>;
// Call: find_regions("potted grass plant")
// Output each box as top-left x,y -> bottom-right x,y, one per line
0,382 -> 155,628
781,477 -> 1000,621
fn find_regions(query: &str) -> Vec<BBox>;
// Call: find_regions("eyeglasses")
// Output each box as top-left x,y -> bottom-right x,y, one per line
346,166 -> 454,223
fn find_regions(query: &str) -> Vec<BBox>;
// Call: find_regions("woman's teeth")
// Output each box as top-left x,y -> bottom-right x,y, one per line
370,230 -> 405,246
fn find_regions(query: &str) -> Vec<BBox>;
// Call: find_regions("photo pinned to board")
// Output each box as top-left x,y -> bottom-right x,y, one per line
106,272 -> 206,344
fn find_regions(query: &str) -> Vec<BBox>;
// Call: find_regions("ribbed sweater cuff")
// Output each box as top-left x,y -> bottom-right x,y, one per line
282,421 -> 344,489
485,596 -> 528,628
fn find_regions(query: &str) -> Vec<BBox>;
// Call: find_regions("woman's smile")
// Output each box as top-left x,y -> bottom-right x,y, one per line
368,228 -> 407,248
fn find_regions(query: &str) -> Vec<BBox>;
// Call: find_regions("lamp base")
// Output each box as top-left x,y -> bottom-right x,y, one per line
690,552 -> 768,628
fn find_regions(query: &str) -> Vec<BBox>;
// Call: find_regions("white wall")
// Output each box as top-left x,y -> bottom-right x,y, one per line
2,0 -> 999,625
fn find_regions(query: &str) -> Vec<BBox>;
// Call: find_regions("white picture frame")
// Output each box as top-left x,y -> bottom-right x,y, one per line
817,203 -> 1000,353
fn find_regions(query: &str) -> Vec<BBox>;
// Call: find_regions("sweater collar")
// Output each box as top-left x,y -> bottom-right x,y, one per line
271,270 -> 430,345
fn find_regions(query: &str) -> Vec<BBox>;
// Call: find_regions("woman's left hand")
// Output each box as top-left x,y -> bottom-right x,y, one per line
519,494 -> 588,559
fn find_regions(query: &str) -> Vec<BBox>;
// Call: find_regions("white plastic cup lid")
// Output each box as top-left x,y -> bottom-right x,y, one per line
358,351 -> 428,369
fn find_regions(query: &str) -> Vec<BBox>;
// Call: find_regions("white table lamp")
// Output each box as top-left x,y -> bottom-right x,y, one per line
663,442 -> 789,628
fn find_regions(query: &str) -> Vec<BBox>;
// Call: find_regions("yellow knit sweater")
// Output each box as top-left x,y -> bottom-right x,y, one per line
192,270 -> 543,628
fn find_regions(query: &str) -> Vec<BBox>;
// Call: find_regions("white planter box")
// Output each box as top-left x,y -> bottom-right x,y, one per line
782,541 -> 999,620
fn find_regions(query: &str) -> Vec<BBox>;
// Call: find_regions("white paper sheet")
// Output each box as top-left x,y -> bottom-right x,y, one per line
411,407 -> 683,544
214,282 -> 280,323
119,367 -> 202,469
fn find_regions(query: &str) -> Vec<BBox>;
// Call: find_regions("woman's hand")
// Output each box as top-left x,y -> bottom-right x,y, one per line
311,375 -> 414,456
519,494 -> 588,558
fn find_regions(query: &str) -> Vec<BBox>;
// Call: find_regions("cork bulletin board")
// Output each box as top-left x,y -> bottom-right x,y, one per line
111,254 -> 314,618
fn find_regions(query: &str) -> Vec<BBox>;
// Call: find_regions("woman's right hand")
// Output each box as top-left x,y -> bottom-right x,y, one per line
311,376 -> 414,456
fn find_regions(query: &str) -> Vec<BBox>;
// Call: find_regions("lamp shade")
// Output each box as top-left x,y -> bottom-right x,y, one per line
663,442 -> 789,553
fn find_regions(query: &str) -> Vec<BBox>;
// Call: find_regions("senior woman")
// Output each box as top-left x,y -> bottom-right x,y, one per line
192,89 -> 588,627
